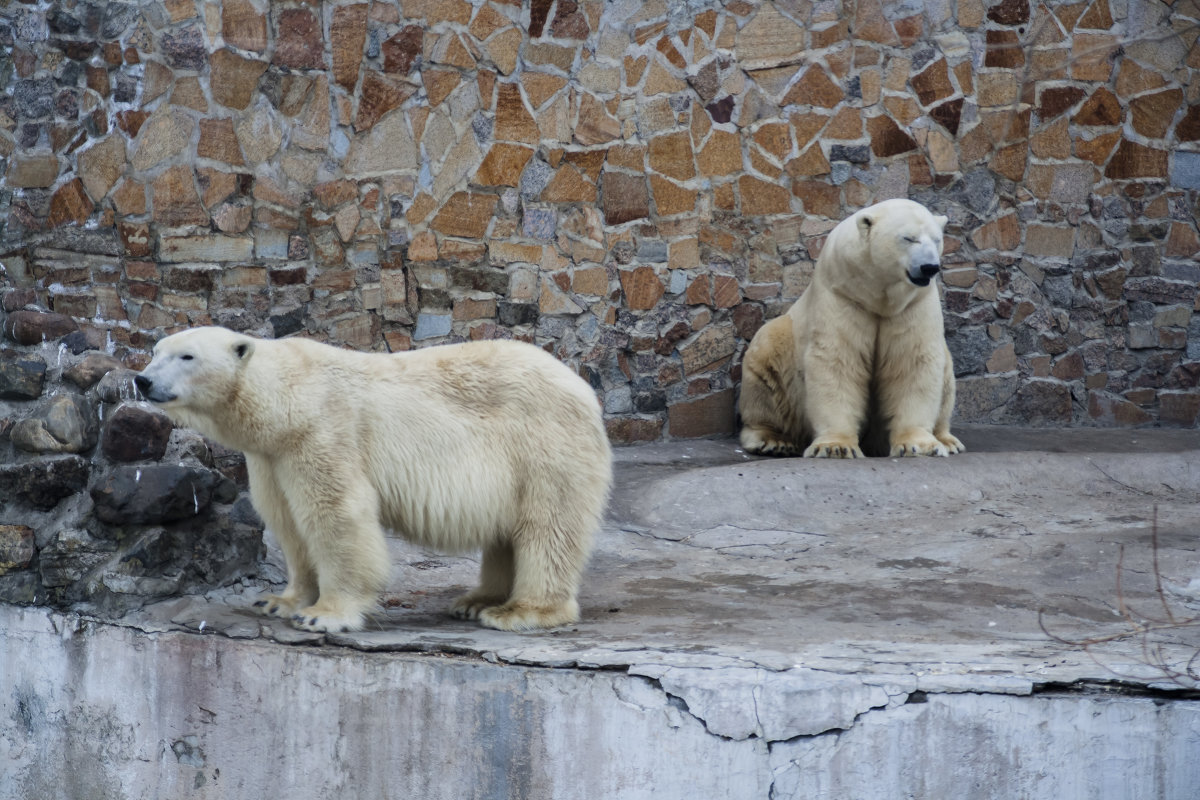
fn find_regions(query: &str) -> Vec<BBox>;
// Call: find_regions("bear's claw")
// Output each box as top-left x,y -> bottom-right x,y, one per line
804,440 -> 864,459
450,593 -> 508,621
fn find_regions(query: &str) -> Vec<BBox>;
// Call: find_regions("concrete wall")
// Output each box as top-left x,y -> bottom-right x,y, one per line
4,605 -> 1199,800
3,0 -> 1200,441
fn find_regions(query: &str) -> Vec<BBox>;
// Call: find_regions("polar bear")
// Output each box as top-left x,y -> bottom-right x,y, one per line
739,199 -> 964,459
135,327 -> 612,633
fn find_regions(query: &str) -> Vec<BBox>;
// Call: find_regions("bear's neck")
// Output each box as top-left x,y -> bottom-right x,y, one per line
171,389 -> 286,457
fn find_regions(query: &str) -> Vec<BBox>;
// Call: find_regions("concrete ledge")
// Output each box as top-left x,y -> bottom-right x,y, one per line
5,427 -> 1200,798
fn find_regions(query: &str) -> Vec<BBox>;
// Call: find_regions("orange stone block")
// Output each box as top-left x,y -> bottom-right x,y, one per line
753,122 -> 791,159
1130,89 -> 1183,139
541,164 -> 597,203
620,266 -> 664,310
791,180 -> 841,218
697,129 -> 743,176
48,178 -> 94,227
781,65 -> 842,108
711,274 -> 741,308
650,175 -> 698,216
739,176 -> 791,216
970,213 -> 1021,252
495,83 -> 539,144
430,192 -> 498,238
476,143 -> 534,187
649,131 -> 697,181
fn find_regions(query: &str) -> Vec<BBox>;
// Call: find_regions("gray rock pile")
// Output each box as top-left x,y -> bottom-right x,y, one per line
0,296 -> 264,615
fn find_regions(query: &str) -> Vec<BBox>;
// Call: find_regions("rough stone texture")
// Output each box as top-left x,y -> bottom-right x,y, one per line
91,465 -> 218,525
11,393 -> 99,454
101,403 -> 174,463
1,0 -> 1199,440
7,436 -> 1200,798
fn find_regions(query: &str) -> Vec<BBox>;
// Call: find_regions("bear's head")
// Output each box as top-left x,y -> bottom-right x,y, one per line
854,199 -> 949,288
135,327 -> 255,418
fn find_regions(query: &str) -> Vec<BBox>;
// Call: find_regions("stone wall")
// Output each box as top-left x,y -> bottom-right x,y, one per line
1,0 -> 1199,441
0,307 -> 264,610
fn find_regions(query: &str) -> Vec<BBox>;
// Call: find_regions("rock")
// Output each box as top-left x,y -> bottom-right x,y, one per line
382,26 -> 424,73
412,313 -> 452,340
1011,379 -> 1073,424
345,109 -> 419,175
668,390 -> 736,439
331,4 -> 369,90
430,192 -> 497,238
11,394 -> 99,455
0,526 -> 35,574
13,78 -> 54,120
602,172 -> 650,225
221,0 -> 268,52
91,465 -> 218,525
48,179 -> 95,227
0,457 -> 90,510
3,310 -> 80,345
63,353 -> 126,389
38,528 -> 114,588
0,355 -> 47,399
679,325 -> 736,375
130,108 -> 193,172
77,135 -> 126,201
160,24 -> 208,71
2,289 -> 38,313
273,8 -> 324,70
210,49 -> 269,111
96,369 -> 142,404
498,302 -> 538,326
102,403 -> 174,463
619,267 -> 664,311
7,154 -> 60,189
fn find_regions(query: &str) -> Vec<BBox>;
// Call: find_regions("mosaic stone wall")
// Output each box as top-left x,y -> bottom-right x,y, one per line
2,0 -> 1200,441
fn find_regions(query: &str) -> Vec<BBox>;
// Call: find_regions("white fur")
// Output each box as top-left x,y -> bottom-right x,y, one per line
138,327 -> 613,632
738,199 -> 965,459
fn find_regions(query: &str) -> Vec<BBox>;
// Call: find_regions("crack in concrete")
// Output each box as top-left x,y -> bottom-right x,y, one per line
620,524 -> 824,555
1087,459 -> 1155,496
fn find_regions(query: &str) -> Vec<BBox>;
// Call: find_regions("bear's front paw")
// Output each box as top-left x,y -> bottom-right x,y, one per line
803,437 -> 864,458
740,427 -> 802,457
252,594 -> 300,618
890,432 -> 949,457
936,432 -> 965,454
289,604 -> 366,634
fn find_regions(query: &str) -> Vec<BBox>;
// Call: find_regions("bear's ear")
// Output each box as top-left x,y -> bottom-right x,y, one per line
856,213 -> 875,238
934,214 -> 949,232
233,339 -> 254,361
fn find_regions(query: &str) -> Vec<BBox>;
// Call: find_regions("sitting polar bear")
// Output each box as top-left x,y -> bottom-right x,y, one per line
135,327 -> 612,633
739,198 -> 964,459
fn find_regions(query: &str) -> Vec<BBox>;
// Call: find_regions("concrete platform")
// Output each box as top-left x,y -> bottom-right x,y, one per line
5,425 -> 1200,799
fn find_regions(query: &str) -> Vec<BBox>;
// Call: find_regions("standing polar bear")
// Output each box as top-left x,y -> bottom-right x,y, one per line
136,327 -> 612,633
739,199 -> 964,459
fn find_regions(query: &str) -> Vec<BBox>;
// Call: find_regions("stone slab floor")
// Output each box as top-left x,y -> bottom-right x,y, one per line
4,425 -> 1200,799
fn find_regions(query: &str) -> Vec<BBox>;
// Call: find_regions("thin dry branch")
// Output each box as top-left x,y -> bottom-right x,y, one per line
1039,506 -> 1200,689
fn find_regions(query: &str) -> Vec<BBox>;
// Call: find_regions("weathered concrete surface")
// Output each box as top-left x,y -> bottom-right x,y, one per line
4,426 -> 1200,799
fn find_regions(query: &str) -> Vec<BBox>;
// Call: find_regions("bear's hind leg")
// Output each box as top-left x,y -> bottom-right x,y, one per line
450,541 -> 515,621
738,318 -> 806,457
477,520 -> 588,631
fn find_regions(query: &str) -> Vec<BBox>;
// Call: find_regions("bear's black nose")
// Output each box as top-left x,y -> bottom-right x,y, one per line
134,375 -> 152,395
919,263 -> 940,277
